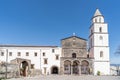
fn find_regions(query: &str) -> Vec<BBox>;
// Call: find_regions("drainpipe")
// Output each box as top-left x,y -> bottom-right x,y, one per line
40,49 -> 41,74
5,49 -> 8,79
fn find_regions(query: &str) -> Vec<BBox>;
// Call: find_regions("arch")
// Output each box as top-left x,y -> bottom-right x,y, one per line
81,60 -> 90,74
73,60 -> 80,65
72,53 -> 76,58
72,60 -> 80,74
64,60 -> 71,74
64,60 -> 71,65
51,66 -> 59,74
99,18 -> 101,22
20,61 -> 29,76
81,60 -> 89,66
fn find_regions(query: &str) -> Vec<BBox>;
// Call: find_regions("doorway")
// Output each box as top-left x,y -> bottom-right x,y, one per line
20,61 -> 28,76
72,60 -> 79,74
51,66 -> 59,74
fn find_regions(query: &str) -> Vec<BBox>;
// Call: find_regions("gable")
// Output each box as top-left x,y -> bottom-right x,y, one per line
61,36 -> 86,41
61,36 -> 87,48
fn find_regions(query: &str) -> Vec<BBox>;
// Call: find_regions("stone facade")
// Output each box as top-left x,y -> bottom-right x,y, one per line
60,36 -> 93,75
61,36 -> 87,57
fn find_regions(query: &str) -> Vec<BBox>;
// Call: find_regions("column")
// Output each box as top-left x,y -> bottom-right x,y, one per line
79,65 -> 81,75
71,65 -> 73,75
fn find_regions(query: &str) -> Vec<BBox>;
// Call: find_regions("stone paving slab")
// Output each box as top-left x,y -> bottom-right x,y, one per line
7,75 -> 120,80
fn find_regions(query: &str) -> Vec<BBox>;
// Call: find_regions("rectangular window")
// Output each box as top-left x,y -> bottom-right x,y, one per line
34,52 -> 37,56
44,58 -> 48,64
1,52 -> 4,56
56,55 -> 59,60
43,52 -> 45,56
26,52 -> 29,56
9,52 -> 12,56
52,49 -> 55,53
31,64 -> 34,69
17,52 -> 21,56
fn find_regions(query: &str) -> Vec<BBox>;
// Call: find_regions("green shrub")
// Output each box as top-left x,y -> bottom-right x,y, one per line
97,71 -> 100,76
0,77 -> 5,80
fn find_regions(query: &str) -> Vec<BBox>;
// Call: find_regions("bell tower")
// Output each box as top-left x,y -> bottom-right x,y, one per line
89,9 -> 110,75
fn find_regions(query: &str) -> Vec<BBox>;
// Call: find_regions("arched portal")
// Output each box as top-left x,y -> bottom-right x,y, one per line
81,60 -> 90,74
64,60 -> 71,74
72,60 -> 80,74
51,66 -> 59,74
20,61 -> 29,76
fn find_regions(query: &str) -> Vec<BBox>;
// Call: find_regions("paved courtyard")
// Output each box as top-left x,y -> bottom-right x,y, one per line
7,75 -> 120,80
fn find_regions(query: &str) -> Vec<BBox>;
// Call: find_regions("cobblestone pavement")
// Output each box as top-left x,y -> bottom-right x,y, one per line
8,75 -> 120,80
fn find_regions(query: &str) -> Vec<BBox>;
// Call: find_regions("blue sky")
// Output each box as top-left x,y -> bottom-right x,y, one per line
0,0 -> 120,64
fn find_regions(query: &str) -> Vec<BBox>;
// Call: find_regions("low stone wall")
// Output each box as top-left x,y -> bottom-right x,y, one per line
29,69 -> 41,77
0,62 -> 42,78
0,63 -> 20,78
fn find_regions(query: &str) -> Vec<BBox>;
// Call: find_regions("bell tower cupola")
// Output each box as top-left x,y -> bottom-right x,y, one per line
92,9 -> 104,23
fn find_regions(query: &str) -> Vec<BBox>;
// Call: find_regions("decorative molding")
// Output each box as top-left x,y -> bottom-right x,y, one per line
89,32 -> 108,38
94,60 -> 110,62
89,23 -> 107,29
89,46 -> 109,50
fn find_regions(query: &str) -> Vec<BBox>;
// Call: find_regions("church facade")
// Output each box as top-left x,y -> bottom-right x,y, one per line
60,36 -> 93,75
0,9 -> 110,76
